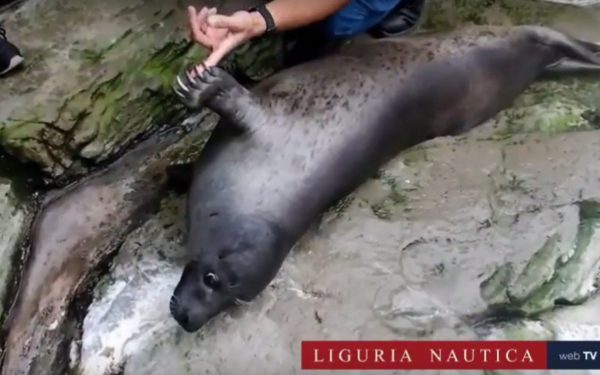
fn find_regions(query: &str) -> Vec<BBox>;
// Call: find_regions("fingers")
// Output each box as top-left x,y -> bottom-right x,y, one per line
172,63 -> 212,108
188,6 -> 202,42
188,6 -> 211,46
181,62 -> 207,80
203,33 -> 248,67
185,68 -> 199,85
198,7 -> 208,33
195,62 -> 207,77
175,62 -> 207,91
207,7 -> 217,18
198,7 -> 210,33
185,7 -> 249,72
173,66 -> 202,101
207,14 -> 246,32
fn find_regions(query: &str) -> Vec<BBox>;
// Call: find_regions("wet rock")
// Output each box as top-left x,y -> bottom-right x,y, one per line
479,295 -> 600,375
78,196 -> 185,374
0,0 -> 282,181
481,294 -> 600,343
480,202 -> 600,315
0,111 -> 216,375
0,180 -> 32,322
77,129 -> 600,374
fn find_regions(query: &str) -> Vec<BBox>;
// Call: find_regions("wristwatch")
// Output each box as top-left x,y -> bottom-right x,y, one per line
248,4 -> 277,35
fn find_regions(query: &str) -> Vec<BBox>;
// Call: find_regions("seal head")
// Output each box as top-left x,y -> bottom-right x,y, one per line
170,215 -> 290,332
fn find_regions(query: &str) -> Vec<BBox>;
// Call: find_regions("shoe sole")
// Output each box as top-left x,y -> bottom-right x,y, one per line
0,54 -> 24,76
378,11 -> 427,37
376,0 -> 429,38
378,22 -> 421,37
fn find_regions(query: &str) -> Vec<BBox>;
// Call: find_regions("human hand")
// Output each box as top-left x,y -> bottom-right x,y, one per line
188,5 -> 267,70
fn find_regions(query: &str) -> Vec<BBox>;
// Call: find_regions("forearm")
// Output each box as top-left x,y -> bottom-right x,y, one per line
265,0 -> 351,32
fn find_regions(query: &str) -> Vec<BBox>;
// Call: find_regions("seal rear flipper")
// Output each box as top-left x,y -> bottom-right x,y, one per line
165,163 -> 194,195
541,59 -> 600,79
577,40 -> 600,54
173,65 -> 266,134
525,26 -> 600,66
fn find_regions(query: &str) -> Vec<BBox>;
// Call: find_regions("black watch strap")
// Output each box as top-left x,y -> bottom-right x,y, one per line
248,4 -> 277,35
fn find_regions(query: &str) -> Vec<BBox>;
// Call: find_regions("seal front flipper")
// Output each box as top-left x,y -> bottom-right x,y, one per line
173,65 -> 265,133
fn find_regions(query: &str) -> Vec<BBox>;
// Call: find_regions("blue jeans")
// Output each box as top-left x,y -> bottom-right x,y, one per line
323,0 -> 404,38
282,0 -> 405,67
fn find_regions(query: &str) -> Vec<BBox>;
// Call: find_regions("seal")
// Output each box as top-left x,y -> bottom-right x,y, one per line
169,25 -> 600,332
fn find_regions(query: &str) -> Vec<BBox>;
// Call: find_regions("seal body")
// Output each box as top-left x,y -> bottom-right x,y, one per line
170,25 -> 600,332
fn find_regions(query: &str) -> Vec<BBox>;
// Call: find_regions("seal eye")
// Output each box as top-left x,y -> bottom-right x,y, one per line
203,272 -> 221,289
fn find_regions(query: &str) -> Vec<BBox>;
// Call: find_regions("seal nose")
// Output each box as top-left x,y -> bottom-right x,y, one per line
177,313 -> 190,328
174,311 -> 199,332
169,297 -> 197,332
171,304 -> 191,329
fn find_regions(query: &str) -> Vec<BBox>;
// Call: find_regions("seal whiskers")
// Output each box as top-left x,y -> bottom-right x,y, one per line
233,298 -> 250,306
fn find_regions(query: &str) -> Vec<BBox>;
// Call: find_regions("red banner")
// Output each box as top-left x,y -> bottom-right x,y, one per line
301,341 -> 548,370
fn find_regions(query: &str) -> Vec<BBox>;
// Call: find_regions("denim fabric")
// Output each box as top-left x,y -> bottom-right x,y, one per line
323,0 -> 404,38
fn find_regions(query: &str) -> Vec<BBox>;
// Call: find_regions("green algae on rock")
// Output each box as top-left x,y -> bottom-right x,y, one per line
480,201 -> 600,316
423,0 -> 576,30
369,169 -> 412,221
489,80 -> 600,136
0,0 -> 283,182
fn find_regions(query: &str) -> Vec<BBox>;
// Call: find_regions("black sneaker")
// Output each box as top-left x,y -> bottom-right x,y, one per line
370,0 -> 426,38
0,27 -> 24,76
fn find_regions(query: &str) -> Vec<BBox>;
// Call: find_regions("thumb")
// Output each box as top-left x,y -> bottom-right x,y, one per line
207,14 -> 249,31
204,32 -> 249,67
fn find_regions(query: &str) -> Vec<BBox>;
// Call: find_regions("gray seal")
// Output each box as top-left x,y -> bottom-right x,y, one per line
169,25 -> 600,332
